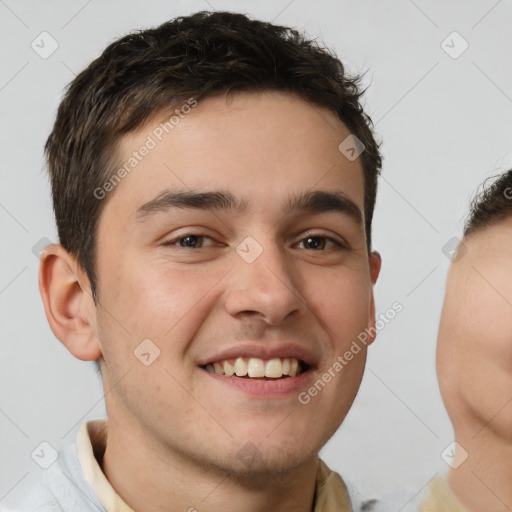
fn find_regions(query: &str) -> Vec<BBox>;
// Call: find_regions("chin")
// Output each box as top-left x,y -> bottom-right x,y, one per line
227,447 -> 316,481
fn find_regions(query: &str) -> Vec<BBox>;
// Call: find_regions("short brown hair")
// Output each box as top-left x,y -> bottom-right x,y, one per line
463,169 -> 512,237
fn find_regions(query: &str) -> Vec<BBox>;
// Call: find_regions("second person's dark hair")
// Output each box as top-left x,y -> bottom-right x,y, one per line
464,169 -> 512,237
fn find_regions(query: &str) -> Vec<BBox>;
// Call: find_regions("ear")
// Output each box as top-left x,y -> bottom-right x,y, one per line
38,244 -> 102,361
366,250 -> 382,346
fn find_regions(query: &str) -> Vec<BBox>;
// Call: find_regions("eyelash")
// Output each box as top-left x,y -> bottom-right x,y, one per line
163,233 -> 347,251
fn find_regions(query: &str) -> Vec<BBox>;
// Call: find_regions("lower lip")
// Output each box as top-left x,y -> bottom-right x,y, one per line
199,367 -> 314,398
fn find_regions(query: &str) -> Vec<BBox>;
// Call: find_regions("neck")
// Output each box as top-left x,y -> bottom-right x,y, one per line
448,431 -> 512,512
101,413 -> 319,512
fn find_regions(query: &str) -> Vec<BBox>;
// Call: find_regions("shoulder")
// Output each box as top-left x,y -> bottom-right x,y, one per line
0,441 -> 105,512
316,460 -> 409,512
346,478 -> 424,512
418,475 -> 467,512
0,477 -> 62,512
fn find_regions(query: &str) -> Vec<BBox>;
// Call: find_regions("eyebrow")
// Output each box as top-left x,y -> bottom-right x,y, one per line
135,189 -> 363,225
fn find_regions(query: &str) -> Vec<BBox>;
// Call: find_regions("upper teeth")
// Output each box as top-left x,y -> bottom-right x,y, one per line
204,357 -> 302,378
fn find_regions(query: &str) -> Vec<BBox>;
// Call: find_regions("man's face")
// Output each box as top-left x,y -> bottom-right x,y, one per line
437,218 -> 512,442
92,91 -> 380,475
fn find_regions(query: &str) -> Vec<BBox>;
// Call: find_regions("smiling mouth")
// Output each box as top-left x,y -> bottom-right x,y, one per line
201,357 -> 309,379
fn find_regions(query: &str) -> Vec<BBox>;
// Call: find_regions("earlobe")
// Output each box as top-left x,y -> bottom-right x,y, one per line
38,244 -> 102,361
366,250 -> 382,345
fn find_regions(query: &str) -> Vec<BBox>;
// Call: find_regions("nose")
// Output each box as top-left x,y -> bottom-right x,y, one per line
223,239 -> 303,327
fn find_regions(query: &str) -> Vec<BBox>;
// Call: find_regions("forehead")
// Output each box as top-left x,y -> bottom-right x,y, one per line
456,218 -> 512,270
106,90 -> 366,221
445,218 -> 512,311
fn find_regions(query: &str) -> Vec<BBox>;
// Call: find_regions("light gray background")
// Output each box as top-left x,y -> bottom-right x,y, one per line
1,0 -> 511,508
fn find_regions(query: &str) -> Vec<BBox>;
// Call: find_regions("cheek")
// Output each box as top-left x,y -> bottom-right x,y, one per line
100,252 -> 222,336
438,297 -> 512,433
305,268 -> 372,341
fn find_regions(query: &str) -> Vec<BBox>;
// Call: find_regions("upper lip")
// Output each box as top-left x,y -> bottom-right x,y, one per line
197,343 -> 317,368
